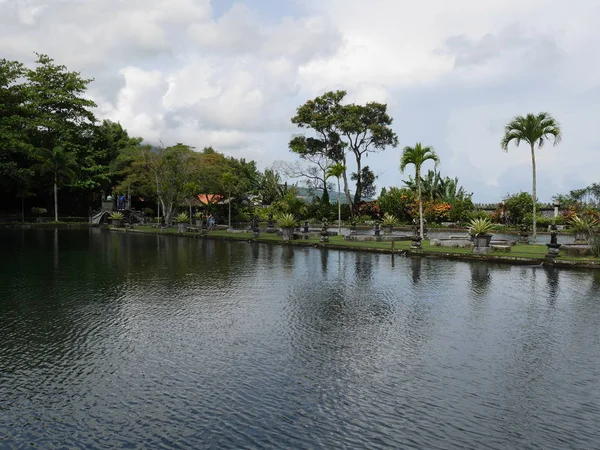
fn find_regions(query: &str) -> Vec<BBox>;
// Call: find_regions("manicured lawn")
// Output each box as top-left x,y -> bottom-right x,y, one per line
118,226 -> 599,265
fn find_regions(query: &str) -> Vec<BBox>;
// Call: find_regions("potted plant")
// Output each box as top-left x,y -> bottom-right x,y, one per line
176,212 -> 189,233
193,212 -> 203,226
109,211 -> 124,227
569,215 -> 597,244
277,213 -> 297,241
381,213 -> 397,234
31,207 -> 48,223
468,217 -> 494,248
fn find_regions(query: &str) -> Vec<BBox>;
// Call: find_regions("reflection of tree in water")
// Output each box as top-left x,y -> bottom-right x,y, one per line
589,270 -> 600,297
410,257 -> 421,284
469,263 -> 491,295
543,265 -> 560,305
320,248 -> 329,274
354,252 -> 374,284
282,244 -> 294,265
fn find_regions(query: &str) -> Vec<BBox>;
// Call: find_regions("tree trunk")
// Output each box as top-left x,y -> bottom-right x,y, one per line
531,143 -> 537,241
156,175 -> 161,223
353,153 -> 362,205
337,177 -> 341,233
228,188 -> 232,228
189,204 -> 192,224
417,167 -> 424,239
341,156 -> 353,216
53,172 -> 58,222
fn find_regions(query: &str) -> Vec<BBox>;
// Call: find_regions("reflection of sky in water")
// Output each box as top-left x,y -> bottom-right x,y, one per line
0,229 -> 599,449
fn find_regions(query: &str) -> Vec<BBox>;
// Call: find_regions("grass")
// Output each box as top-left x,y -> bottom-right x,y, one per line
115,225 -> 600,267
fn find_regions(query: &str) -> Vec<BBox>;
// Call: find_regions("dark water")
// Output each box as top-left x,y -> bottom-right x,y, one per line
1,229 -> 600,449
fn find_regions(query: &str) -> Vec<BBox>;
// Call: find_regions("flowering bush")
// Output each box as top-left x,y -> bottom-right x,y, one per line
356,201 -> 381,219
409,199 -> 451,223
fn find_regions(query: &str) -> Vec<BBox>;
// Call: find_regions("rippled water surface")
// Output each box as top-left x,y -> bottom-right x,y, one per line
1,229 -> 600,449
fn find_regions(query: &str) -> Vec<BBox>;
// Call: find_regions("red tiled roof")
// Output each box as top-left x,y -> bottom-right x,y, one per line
197,194 -> 223,205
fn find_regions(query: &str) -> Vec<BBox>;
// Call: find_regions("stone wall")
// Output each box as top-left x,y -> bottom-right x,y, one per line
473,203 -> 559,218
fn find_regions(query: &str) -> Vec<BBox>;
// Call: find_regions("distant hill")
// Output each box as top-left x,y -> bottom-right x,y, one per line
293,186 -> 374,204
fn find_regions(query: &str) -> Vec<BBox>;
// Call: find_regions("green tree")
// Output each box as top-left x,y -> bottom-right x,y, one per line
501,112 -> 562,240
338,102 -> 398,204
400,143 -> 439,239
125,143 -> 196,224
25,54 -> 97,218
503,191 -> 538,226
36,145 -> 78,221
259,168 -> 285,205
91,120 -> 143,195
351,166 -> 377,199
326,162 -> 346,233
290,91 -> 349,210
0,59 -> 34,196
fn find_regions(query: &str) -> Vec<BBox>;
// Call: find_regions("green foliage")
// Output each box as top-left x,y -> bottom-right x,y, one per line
31,207 -> 47,216
400,142 -> 439,237
403,169 -> 471,204
306,196 -> 338,222
338,102 -> 398,203
290,90 -> 398,211
448,197 -> 474,223
535,215 -> 564,228
276,213 -> 297,228
470,210 -> 491,221
381,213 -> 398,227
501,112 -> 562,238
175,212 -> 189,223
378,187 -> 414,222
356,201 -> 381,219
568,214 -> 598,232
109,211 -> 124,220
123,144 -> 196,224
351,166 -> 377,199
503,192 -> 538,225
271,189 -> 308,218
468,218 -> 494,236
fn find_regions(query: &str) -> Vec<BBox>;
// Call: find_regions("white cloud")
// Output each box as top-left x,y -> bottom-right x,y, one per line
1,0 -> 600,201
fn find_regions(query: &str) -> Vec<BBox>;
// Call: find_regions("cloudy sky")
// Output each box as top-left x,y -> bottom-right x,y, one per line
2,0 -> 599,202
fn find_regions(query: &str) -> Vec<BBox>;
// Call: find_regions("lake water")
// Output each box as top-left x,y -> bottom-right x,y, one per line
1,229 -> 599,449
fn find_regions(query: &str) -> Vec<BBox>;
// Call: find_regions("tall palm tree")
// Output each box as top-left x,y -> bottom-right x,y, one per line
37,145 -> 77,222
326,162 -> 346,233
501,112 -> 562,240
400,143 -> 439,239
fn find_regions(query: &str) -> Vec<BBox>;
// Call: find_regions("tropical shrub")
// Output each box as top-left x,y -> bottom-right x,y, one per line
378,187 -> 414,222
306,196 -> 337,222
276,213 -> 297,228
175,212 -> 189,223
31,207 -> 47,216
468,218 -> 494,236
381,213 -> 398,227
503,192 -> 541,225
568,214 -> 598,232
272,191 -> 308,218
447,197 -> 474,223
109,211 -> 124,220
422,200 -> 451,223
471,210 -> 491,221
356,200 -> 381,219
